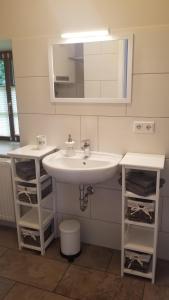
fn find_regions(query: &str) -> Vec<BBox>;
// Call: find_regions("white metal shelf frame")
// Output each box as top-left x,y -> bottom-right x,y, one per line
120,152 -> 165,284
8,145 -> 57,255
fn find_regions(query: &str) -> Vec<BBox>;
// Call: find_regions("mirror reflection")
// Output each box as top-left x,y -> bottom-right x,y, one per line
49,34 -> 133,103
53,39 -> 128,99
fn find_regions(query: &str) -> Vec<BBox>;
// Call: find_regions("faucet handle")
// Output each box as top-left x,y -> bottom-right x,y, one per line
81,139 -> 90,147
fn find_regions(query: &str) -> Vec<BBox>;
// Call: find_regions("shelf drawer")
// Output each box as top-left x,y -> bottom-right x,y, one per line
124,249 -> 152,274
20,219 -> 54,247
16,177 -> 52,204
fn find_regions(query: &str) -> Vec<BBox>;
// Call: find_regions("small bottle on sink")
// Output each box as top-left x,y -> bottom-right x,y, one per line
65,134 -> 75,157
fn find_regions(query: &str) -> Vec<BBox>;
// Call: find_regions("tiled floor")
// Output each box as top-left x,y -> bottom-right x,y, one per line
0,226 -> 169,299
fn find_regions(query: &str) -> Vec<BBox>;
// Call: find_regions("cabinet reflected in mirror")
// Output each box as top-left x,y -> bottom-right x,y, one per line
48,34 -> 133,103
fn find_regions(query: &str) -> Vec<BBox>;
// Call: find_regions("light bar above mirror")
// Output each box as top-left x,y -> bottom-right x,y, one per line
61,30 -> 110,39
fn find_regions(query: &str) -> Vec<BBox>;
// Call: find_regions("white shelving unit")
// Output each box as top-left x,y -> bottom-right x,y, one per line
8,145 -> 57,255
120,152 -> 165,283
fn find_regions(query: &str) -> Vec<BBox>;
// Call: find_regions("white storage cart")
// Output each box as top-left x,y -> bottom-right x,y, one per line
8,145 -> 57,255
120,152 -> 165,283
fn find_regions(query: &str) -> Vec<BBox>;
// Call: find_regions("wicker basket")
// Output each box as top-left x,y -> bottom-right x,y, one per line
17,177 -> 52,204
125,250 -> 152,273
127,198 -> 155,224
21,220 -> 54,247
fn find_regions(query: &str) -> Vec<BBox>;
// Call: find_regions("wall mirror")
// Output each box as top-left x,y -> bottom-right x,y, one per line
48,33 -> 133,103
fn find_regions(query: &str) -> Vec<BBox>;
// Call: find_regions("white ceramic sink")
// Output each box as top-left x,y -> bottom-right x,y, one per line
43,150 -> 122,184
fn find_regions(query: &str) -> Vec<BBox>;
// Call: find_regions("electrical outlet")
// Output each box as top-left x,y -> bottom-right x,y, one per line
142,121 -> 155,134
133,121 -> 144,133
133,121 -> 155,134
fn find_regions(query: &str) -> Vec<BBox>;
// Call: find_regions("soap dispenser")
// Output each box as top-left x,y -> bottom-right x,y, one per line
65,134 -> 75,157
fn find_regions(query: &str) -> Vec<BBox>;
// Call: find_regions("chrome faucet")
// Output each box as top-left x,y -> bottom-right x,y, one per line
81,139 -> 91,159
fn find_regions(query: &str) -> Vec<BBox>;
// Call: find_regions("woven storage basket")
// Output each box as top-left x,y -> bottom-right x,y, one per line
17,178 -> 52,204
127,198 -> 155,224
125,250 -> 152,273
21,220 -> 54,247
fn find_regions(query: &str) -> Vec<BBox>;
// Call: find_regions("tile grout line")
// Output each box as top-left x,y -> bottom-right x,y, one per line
0,274 -> 62,294
72,261 -> 112,273
53,264 -> 123,299
0,243 -> 70,265
2,232 -> 169,296
53,263 -> 72,293
141,281 -> 146,300
5,281 -> 74,300
2,280 -> 74,300
1,280 -> 16,300
53,290 -> 75,300
18,112 -> 169,119
64,262 -> 112,275
0,247 -> 8,258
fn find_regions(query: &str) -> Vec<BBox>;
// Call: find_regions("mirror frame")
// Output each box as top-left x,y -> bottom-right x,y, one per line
48,32 -> 133,104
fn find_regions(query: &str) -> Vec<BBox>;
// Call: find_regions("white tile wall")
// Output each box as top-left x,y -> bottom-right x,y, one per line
59,213 -> 121,249
91,188 -> 122,223
80,116 -> 98,150
84,54 -> 118,81
79,217 -> 121,249
84,81 -> 101,98
101,81 -> 120,98
160,196 -> 169,232
83,42 -> 101,55
100,40 -> 119,54
98,116 -> 169,157
19,114 -> 81,148
12,26 -> 169,259
56,183 -> 90,218
15,77 -> 55,114
83,40 -> 119,56
158,232 -> 169,260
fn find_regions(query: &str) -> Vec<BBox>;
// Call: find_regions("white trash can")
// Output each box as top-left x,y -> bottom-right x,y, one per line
59,219 -> 81,261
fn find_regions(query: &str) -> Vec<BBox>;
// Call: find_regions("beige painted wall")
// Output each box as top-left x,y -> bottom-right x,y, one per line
0,0 -> 169,37
1,1 -> 169,259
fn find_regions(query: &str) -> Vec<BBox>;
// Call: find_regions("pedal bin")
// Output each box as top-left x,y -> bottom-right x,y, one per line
59,219 -> 81,261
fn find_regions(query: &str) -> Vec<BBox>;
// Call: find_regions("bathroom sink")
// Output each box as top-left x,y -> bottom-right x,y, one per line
43,150 -> 122,184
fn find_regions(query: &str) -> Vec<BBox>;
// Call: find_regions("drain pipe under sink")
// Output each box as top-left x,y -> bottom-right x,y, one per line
79,184 -> 94,211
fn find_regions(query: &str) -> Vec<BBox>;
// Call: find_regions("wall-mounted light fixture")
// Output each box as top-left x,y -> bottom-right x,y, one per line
61,29 -> 111,43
